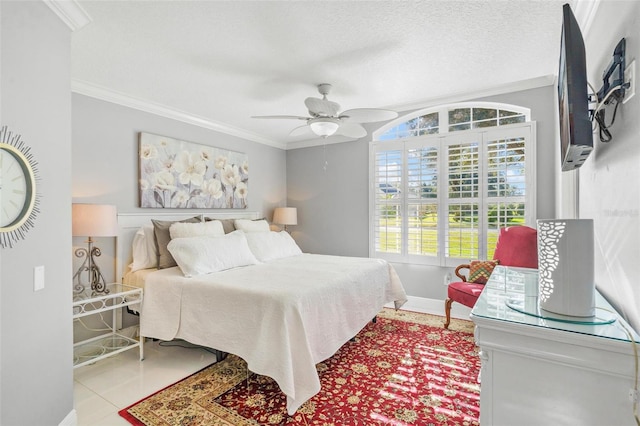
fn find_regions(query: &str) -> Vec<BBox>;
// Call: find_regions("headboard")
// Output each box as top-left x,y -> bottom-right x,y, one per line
116,211 -> 261,282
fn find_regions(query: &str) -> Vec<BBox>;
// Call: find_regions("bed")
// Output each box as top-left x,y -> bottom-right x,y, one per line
117,212 -> 407,415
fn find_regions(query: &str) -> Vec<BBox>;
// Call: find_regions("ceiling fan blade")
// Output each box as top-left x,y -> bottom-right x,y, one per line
304,97 -> 341,117
336,122 -> 368,139
251,115 -> 309,120
289,124 -> 314,137
339,108 -> 398,123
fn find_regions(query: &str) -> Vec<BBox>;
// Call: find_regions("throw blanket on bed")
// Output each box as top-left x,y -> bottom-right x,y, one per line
140,253 -> 407,414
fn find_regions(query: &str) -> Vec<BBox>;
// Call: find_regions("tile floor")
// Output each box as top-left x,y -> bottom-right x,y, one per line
73,305 -> 460,425
73,340 -> 218,426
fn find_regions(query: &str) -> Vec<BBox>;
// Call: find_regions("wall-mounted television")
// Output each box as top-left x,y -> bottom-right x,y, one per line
558,3 -> 593,171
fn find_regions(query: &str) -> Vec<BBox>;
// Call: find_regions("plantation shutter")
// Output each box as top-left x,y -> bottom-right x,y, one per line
372,146 -> 403,259
484,127 -> 531,259
445,132 -> 482,262
406,139 -> 439,258
370,122 -> 535,267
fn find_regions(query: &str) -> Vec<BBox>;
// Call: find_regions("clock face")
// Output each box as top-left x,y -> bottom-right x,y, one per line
0,144 -> 35,230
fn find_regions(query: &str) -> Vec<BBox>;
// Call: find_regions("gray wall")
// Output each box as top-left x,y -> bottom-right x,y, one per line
72,94 -> 287,335
72,94 -> 286,220
287,85 -> 557,300
1,1 -> 74,424
580,0 -> 640,332
288,140 -> 369,257
72,93 -> 287,283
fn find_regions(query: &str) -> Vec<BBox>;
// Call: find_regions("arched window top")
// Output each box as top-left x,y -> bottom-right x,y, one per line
373,102 -> 531,141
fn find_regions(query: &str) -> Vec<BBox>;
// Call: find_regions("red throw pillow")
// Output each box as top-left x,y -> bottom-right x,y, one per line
492,226 -> 538,268
468,260 -> 500,284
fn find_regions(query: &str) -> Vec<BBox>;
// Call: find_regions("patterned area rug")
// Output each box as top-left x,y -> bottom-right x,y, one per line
120,309 -> 480,425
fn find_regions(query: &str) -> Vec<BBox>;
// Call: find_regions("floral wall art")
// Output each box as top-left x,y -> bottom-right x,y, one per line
138,132 -> 248,209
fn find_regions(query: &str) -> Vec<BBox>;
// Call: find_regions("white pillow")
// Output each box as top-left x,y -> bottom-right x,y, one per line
169,220 -> 225,239
234,219 -> 270,233
167,231 -> 259,277
130,225 -> 158,272
245,231 -> 302,262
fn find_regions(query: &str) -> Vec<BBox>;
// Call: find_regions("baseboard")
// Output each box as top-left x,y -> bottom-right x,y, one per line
59,409 -> 77,426
386,295 -> 472,321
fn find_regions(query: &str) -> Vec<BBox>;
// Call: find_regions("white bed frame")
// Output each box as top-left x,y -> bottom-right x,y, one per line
116,211 -> 261,283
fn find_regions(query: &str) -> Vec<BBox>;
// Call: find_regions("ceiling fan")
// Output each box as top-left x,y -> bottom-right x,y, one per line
252,83 -> 399,138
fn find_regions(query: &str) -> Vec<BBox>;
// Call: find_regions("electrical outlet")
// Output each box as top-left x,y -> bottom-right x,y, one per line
629,388 -> 639,403
623,60 -> 635,104
443,272 -> 452,286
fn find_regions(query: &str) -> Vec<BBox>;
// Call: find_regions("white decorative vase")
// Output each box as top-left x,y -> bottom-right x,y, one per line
537,219 -> 595,317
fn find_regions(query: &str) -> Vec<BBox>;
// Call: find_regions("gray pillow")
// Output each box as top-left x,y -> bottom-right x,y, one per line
205,217 -> 236,234
152,216 -> 201,269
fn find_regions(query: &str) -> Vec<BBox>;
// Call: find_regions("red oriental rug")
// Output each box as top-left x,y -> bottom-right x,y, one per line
120,309 -> 480,425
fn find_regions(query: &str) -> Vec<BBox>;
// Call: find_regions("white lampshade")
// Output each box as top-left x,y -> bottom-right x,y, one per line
273,207 -> 298,226
72,204 -> 118,237
309,118 -> 340,137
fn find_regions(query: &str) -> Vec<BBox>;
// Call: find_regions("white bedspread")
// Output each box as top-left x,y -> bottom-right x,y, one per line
140,253 -> 407,414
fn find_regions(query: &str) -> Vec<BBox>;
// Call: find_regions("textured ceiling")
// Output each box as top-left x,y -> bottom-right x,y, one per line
71,0 -> 578,148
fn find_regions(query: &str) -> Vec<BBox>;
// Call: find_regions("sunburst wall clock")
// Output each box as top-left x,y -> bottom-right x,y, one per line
0,126 -> 40,249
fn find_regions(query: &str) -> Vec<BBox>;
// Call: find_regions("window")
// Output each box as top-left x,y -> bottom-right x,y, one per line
378,103 -> 527,140
379,112 -> 439,140
370,103 -> 534,266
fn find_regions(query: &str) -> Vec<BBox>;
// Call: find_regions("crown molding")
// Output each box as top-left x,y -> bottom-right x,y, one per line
71,80 -> 287,150
387,75 -> 556,114
43,0 -> 92,31
72,75 -> 554,152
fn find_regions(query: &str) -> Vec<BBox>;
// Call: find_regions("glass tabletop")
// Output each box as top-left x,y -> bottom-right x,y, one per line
73,283 -> 141,303
72,283 -> 142,317
471,266 -> 640,344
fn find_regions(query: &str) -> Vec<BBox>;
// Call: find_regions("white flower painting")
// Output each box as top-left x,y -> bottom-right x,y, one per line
139,132 -> 248,209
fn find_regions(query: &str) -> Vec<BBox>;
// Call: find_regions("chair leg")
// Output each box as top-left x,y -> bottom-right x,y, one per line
444,298 -> 453,329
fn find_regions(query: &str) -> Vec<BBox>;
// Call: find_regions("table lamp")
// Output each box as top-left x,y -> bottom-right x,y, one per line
537,218 -> 595,317
273,207 -> 297,233
72,203 -> 118,295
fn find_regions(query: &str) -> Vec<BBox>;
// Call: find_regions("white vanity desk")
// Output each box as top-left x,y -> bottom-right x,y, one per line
471,266 -> 639,426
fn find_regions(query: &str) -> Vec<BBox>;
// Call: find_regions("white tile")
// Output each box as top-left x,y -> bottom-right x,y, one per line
76,360 -> 143,395
88,411 -> 131,426
100,350 -> 218,408
74,340 -> 221,423
74,382 -> 119,426
74,381 -> 96,405
74,356 -> 121,383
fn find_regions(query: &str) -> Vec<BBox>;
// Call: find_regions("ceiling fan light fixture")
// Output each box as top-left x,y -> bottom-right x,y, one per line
309,118 -> 340,137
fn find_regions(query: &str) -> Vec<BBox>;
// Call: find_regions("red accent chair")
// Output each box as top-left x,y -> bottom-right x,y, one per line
444,226 -> 538,328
